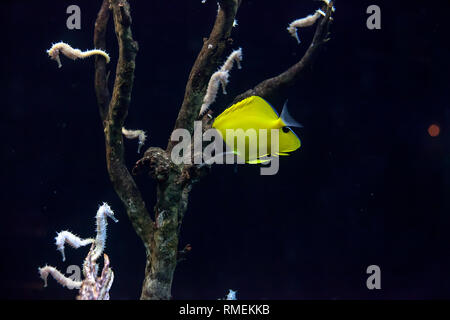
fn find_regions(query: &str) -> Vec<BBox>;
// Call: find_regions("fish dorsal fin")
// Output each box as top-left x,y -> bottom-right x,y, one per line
214,96 -> 279,124
280,100 -> 303,128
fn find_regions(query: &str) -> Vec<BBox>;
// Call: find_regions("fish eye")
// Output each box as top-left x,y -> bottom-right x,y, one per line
282,126 -> 290,133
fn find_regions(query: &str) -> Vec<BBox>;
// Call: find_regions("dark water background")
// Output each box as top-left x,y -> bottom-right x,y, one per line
1,0 -> 450,299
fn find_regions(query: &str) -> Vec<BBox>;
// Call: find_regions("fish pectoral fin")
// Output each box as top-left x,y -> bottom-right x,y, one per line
269,152 -> 289,158
247,158 -> 272,164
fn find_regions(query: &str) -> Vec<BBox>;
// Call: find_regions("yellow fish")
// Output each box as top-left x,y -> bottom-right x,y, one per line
212,96 -> 302,164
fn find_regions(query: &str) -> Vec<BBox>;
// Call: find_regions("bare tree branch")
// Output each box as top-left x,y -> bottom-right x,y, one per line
167,0 -> 242,152
94,0 -> 110,121
109,0 -> 137,126
94,0 -> 153,248
232,3 -> 334,105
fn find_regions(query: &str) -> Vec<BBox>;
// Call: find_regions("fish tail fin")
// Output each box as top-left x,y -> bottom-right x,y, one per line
280,100 -> 303,128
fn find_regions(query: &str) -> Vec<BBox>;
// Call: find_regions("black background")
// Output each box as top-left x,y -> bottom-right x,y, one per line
1,0 -> 450,299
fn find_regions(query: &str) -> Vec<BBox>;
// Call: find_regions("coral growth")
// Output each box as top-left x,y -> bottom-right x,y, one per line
38,203 -> 118,300
226,289 -> 237,300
